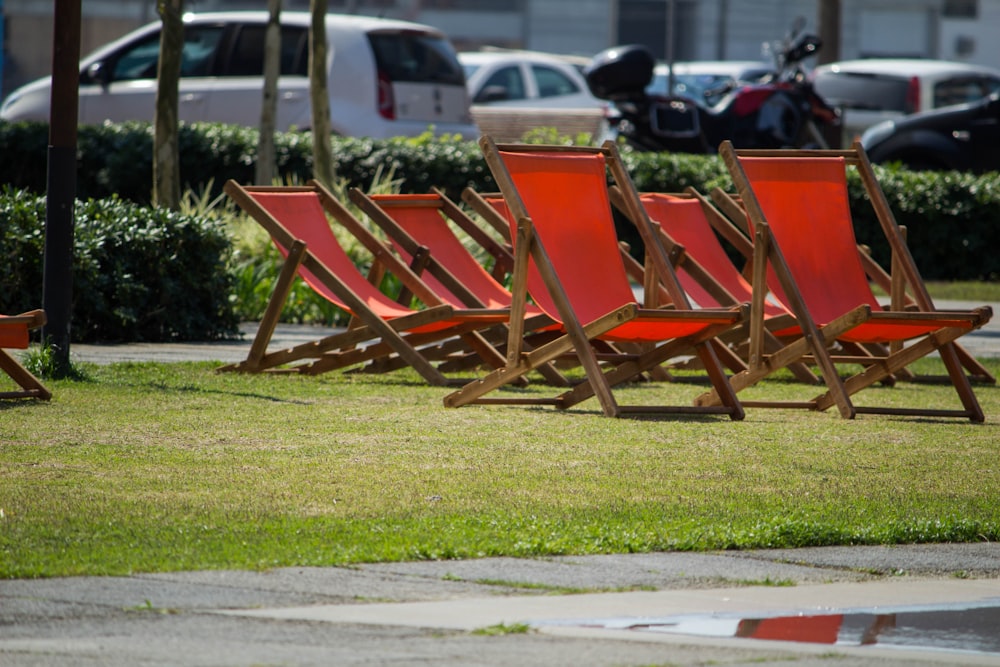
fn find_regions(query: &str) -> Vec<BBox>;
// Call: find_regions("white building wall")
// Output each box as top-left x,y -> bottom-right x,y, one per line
939,0 -> 1000,66
712,0 -> 817,61
838,0 -> 942,60
418,11 -> 524,51
523,0 -> 612,57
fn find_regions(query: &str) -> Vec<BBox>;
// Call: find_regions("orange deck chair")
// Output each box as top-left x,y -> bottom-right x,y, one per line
350,188 -> 541,317
348,187 -> 569,386
444,137 -> 747,419
0,309 -> 51,400
707,184 -> 994,386
463,185 -> 683,381
218,180 -> 511,384
610,187 -> 820,384
696,141 -> 992,421
468,186 -> 695,315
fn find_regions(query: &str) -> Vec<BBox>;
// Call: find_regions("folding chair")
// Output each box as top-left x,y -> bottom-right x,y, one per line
350,189 -> 537,314
610,187 -> 820,384
463,185 -> 687,383
708,184 -> 995,386
698,140 -> 992,421
348,187 -> 570,386
0,309 -> 51,400
444,137 -> 747,419
218,180 -> 512,385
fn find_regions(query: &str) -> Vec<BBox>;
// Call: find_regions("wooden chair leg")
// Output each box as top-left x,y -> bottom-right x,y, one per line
0,349 -> 52,400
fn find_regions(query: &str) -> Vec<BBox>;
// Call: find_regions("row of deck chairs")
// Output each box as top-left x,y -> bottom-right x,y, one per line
218,137 -> 993,422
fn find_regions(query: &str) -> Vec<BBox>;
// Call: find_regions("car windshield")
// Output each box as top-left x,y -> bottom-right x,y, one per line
812,71 -> 910,112
647,73 -> 738,105
933,76 -> 1000,107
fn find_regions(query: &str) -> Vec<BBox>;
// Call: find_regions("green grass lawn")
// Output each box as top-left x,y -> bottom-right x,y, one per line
2,358 -> 998,579
894,281 -> 1000,302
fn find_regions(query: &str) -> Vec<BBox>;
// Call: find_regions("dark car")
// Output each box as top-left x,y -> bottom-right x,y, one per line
860,91 -> 1000,173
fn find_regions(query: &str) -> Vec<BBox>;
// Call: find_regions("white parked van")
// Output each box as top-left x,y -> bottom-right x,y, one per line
0,11 -> 479,139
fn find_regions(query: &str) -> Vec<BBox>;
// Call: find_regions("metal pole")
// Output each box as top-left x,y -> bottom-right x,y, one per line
666,0 -> 676,94
717,0 -> 729,61
818,0 -> 841,65
42,0 -> 81,375
0,0 -> 6,99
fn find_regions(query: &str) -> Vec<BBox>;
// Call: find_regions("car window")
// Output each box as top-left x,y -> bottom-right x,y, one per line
368,31 -> 465,86
181,27 -> 226,76
933,76 -> 1000,107
477,65 -> 526,102
110,34 -> 161,81
812,71 -> 910,112
223,24 -> 308,77
102,26 -> 226,82
531,65 -> 579,98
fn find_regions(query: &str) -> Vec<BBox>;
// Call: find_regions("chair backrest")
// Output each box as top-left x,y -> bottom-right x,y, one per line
736,155 -> 882,326
244,188 -> 420,320
0,316 -> 30,349
367,193 -> 513,310
494,148 -> 638,326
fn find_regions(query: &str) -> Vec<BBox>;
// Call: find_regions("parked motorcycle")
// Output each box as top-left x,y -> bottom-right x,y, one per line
584,23 -> 841,153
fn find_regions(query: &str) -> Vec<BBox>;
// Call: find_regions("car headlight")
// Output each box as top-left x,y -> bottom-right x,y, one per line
860,120 -> 896,149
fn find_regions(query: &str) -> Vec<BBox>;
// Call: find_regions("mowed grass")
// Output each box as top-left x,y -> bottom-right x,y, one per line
2,357 -> 999,579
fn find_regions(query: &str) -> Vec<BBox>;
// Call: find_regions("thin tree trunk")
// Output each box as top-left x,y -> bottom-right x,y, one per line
309,0 -> 335,188
154,0 -> 183,210
256,0 -> 282,185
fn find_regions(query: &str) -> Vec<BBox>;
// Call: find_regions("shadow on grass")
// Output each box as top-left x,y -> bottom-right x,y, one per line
130,380 -> 316,404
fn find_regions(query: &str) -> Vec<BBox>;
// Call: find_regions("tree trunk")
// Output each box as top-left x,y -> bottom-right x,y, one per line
154,0 -> 183,210
42,0 -> 82,375
309,0 -> 335,188
256,0 -> 283,185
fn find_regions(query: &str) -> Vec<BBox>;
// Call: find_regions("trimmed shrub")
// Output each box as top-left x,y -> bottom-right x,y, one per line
1,118 -> 997,304
0,187 -> 238,342
847,166 -> 1000,281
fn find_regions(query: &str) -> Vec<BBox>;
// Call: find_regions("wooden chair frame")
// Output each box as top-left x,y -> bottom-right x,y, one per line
348,187 -> 570,386
444,137 -> 747,419
708,186 -> 994,386
696,141 -> 992,421
609,186 -> 820,385
218,180 -> 512,385
0,309 -> 52,400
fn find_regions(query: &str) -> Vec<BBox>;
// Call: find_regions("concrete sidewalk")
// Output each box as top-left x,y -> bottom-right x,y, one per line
3,544 -> 1000,666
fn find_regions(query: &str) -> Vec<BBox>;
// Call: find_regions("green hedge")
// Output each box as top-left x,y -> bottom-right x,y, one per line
845,166 -> 1000,282
0,187 -> 238,342
0,121 -> 491,205
0,122 -> 997,344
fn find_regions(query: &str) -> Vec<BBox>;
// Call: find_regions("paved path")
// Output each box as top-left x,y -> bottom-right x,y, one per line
3,545 -> 1000,665
68,301 -> 1000,366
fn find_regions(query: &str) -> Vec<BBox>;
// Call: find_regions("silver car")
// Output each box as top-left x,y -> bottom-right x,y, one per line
812,58 -> 1000,141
